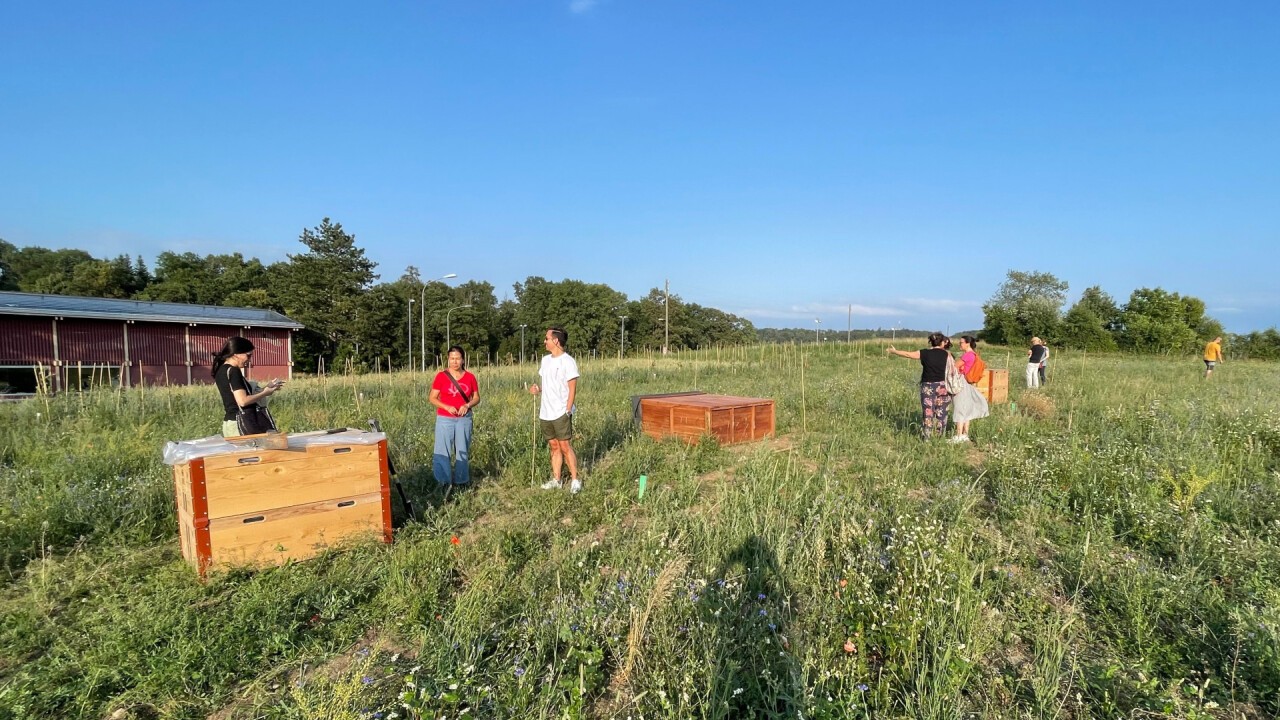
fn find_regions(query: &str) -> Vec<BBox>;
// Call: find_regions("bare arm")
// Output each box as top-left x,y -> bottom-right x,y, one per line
886,346 -> 920,360
566,377 -> 577,414
232,383 -> 279,408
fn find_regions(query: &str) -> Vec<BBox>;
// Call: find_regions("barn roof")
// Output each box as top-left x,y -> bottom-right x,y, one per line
0,291 -> 304,329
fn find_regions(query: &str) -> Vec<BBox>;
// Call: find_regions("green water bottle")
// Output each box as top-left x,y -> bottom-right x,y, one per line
638,474 -> 648,499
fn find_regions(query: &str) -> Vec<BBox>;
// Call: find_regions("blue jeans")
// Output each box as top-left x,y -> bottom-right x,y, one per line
433,414 -> 472,486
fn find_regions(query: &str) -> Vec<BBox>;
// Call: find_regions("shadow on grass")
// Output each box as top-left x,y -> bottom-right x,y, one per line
703,534 -> 803,717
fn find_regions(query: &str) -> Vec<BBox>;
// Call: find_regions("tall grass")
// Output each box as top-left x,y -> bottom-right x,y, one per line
1,343 -> 1277,718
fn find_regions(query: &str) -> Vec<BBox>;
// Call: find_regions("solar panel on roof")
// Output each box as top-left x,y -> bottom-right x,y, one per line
0,291 -> 303,328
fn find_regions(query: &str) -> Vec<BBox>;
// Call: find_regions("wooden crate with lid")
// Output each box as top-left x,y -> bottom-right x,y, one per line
638,393 -> 775,445
170,430 -> 392,578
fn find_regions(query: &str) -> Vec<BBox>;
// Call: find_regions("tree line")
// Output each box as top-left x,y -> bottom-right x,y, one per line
980,269 -> 1279,359
0,219 -> 756,372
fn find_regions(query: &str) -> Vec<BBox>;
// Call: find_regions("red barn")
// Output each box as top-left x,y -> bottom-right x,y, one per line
0,291 -> 303,396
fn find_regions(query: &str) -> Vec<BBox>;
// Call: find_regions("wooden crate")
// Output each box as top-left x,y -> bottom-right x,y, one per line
976,368 -> 1009,404
639,394 -> 775,445
173,438 -> 392,577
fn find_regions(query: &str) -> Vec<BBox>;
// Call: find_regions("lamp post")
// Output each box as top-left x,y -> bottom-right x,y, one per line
446,304 -> 471,350
421,273 -> 458,370
407,299 -> 415,371
519,324 -> 528,364
815,317 -> 821,344
618,315 -> 628,359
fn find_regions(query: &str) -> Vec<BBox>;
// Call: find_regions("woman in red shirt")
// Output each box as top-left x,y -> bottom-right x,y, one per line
429,345 -> 481,488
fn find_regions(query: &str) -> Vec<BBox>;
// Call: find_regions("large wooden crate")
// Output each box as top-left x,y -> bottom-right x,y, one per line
172,436 -> 392,577
976,368 -> 1009,404
640,393 -> 775,445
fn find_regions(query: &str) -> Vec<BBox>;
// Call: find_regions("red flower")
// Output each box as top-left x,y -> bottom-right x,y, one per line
450,536 -> 460,545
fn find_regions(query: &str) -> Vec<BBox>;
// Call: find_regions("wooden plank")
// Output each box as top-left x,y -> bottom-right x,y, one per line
201,442 -> 381,472
203,452 -> 382,519
207,492 -> 384,568
642,394 -> 772,410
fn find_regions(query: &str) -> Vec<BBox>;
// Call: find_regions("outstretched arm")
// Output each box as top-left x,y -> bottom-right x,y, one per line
886,346 -> 921,360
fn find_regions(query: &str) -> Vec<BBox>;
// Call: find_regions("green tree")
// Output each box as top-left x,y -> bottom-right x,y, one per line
1117,287 -> 1203,354
0,239 -> 17,291
274,219 -> 378,372
10,247 -> 95,293
1060,286 -> 1120,350
981,270 -> 1069,345
139,252 -> 269,306
512,277 -> 627,357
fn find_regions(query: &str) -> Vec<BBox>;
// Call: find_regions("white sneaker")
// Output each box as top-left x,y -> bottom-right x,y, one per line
569,478 -> 583,494
948,434 -> 969,444
541,478 -> 563,490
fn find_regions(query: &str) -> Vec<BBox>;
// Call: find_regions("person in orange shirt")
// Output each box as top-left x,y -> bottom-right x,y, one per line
1203,336 -> 1224,378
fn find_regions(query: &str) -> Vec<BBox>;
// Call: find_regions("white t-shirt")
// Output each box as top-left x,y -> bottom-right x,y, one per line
538,352 -> 580,420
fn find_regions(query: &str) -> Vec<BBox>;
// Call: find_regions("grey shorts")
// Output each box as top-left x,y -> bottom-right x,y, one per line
1204,360 -> 1216,369
540,413 -> 574,441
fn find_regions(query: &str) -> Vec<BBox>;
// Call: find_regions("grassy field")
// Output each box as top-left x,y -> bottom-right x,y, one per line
1,341 -> 1278,719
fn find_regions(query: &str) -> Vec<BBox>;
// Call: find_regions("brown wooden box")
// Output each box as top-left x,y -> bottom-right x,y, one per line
976,368 -> 1009,404
639,394 -> 775,445
173,438 -> 393,577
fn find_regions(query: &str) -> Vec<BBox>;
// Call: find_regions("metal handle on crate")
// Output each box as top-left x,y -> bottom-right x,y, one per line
242,516 -> 265,524
332,447 -> 352,454
238,457 -> 261,464
336,500 -> 355,508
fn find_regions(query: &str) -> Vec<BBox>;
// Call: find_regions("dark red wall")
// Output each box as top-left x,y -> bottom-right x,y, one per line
0,316 -> 293,389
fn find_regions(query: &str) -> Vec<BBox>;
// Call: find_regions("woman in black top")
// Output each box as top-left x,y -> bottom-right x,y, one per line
1027,337 -> 1048,388
212,337 -> 283,437
886,332 -> 953,439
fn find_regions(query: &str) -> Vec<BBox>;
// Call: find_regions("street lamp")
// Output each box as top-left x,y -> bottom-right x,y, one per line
446,304 -> 471,349
618,315 -> 628,359
422,273 -> 459,370
519,324 -> 528,364
815,317 -> 821,344
407,299 -> 415,371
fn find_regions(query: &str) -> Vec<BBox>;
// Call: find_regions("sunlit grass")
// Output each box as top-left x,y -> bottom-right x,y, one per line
1,342 -> 1277,718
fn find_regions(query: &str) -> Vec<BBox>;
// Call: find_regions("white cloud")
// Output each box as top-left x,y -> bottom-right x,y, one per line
569,0 -> 599,13
899,297 -> 981,313
1210,306 -> 1243,314
738,303 -> 905,320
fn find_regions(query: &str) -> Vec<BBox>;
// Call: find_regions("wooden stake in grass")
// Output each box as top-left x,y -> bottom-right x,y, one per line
801,348 -> 808,434
531,390 -> 540,488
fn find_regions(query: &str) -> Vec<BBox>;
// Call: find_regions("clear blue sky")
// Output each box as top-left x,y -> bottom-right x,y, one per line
2,2 -> 1277,332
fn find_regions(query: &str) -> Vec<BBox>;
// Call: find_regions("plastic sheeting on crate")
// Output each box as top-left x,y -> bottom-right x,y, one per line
162,428 -> 386,465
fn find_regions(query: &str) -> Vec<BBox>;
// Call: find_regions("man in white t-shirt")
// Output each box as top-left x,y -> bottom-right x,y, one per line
530,326 -> 582,494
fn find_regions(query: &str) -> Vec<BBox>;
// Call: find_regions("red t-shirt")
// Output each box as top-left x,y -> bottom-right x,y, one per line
432,371 -> 478,417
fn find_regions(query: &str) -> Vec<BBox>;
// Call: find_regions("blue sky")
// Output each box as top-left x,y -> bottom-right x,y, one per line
2,1 -> 1277,332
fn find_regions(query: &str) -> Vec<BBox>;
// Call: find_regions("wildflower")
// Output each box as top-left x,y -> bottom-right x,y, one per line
857,683 -> 869,692
450,536 -> 460,545
757,593 -> 766,600
362,676 -> 373,685
733,688 -> 744,696
843,640 -> 856,654
758,609 -> 767,616
839,578 -> 848,588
